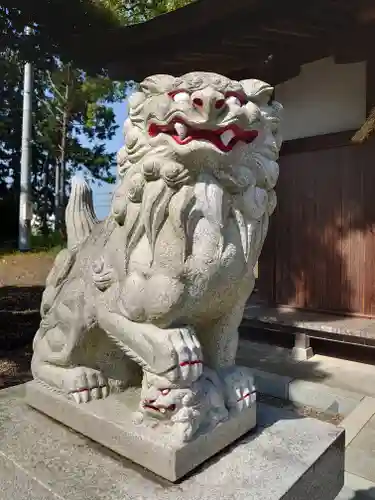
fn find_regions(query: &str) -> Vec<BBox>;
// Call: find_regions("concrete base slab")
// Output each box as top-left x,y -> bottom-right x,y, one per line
25,380 -> 257,482
0,385 -> 344,500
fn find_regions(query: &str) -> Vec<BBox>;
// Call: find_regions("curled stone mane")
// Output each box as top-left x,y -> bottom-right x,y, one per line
111,110 -> 194,268
111,72 -> 283,269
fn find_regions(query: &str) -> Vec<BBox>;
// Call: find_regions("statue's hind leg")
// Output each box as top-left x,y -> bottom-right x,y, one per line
31,287 -> 111,403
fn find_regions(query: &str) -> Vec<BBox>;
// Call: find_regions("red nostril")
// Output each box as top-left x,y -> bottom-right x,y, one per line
215,99 -> 225,109
193,97 -> 203,107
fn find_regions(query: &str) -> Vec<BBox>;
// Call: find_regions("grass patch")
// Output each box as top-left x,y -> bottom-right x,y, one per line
30,232 -> 65,254
1,232 -> 65,257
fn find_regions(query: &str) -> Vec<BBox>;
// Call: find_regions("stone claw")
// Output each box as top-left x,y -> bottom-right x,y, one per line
219,366 -> 256,414
167,326 -> 203,384
72,392 -> 81,404
66,367 -> 109,404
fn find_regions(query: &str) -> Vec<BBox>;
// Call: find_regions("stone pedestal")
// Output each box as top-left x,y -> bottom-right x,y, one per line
25,380 -> 257,482
0,385 -> 345,500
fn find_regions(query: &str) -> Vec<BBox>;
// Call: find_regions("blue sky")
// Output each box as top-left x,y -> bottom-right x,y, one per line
91,100 -> 128,219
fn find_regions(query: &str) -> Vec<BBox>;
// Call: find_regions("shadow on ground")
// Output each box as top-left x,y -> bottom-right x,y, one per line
0,342 -> 33,390
0,285 -> 44,312
0,286 -> 42,389
238,324 -> 329,384
343,487 -> 375,500
0,286 -> 42,350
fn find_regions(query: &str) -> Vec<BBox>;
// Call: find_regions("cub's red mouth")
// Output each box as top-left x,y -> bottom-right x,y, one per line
142,400 -> 176,415
148,119 -> 258,152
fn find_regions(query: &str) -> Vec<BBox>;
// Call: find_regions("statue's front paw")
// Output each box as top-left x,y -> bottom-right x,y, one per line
166,326 -> 203,385
219,366 -> 256,414
65,367 -> 109,404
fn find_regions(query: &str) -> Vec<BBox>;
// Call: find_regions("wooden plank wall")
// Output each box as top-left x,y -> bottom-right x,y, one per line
258,134 -> 375,317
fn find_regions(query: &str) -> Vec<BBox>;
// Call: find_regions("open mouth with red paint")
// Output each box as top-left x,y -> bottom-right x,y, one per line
142,400 -> 176,415
148,119 -> 258,152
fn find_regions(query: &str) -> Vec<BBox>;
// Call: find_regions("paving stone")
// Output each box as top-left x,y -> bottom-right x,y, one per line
0,453 -> 60,500
340,397 -> 375,446
346,415 -> 375,483
288,379 -> 364,417
250,367 -> 292,400
336,473 -> 375,500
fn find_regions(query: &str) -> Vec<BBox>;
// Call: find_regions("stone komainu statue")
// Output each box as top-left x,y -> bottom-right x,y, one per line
31,72 -> 283,442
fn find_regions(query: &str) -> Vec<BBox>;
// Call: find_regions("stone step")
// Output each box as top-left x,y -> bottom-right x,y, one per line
0,385 -> 344,500
236,339 -> 368,416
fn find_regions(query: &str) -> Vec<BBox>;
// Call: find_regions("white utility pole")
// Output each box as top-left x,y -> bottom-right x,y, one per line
18,27 -> 33,251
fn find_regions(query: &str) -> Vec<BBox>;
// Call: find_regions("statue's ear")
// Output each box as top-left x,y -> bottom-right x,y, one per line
240,79 -> 274,107
140,74 -> 176,95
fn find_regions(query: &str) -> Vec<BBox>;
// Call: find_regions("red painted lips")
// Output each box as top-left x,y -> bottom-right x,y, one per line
148,120 -> 258,152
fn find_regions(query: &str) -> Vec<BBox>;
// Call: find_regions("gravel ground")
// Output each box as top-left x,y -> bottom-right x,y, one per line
0,343 -> 33,390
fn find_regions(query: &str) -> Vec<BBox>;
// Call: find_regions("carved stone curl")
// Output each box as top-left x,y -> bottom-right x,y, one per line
31,72 -> 283,442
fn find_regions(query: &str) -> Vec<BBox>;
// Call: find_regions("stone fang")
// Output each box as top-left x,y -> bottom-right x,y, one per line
227,95 -> 242,107
220,129 -> 235,147
174,122 -> 187,139
173,91 -> 190,103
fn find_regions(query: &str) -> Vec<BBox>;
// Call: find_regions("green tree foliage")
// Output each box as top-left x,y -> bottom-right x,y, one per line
1,1 -> 196,66
0,50 -> 126,238
101,0 -> 195,23
0,0 -> 194,242
32,64 -> 127,229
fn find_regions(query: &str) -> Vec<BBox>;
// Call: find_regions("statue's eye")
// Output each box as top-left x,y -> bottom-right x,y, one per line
168,90 -> 190,103
225,93 -> 245,107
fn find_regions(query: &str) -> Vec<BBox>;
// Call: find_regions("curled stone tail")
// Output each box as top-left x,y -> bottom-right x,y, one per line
65,176 -> 99,250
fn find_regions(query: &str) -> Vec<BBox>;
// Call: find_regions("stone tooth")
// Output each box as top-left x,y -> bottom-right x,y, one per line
226,95 -> 242,107
174,122 -> 187,139
160,408 -> 166,414
72,392 -> 81,404
173,91 -> 190,103
220,129 -> 235,147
